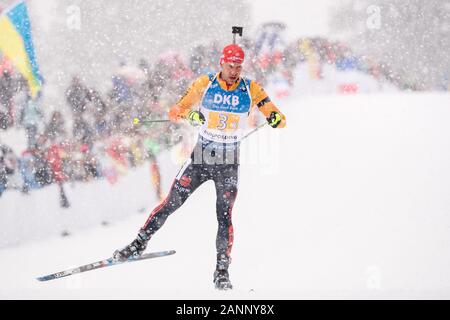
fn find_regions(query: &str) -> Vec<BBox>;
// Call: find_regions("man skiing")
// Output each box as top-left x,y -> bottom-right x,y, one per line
113,44 -> 286,290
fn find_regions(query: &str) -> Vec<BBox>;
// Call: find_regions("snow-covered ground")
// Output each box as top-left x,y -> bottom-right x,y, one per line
1,90 -> 450,299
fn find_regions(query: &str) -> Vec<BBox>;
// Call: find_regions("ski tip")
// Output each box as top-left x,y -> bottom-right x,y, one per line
36,276 -> 50,282
155,249 -> 176,255
165,250 -> 176,256
153,249 -> 176,257
149,249 -> 176,258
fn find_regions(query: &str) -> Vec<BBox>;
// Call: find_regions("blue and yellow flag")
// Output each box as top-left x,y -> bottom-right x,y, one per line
0,1 -> 43,98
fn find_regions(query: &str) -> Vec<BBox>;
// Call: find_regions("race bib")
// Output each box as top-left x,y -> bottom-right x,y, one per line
207,112 -> 241,131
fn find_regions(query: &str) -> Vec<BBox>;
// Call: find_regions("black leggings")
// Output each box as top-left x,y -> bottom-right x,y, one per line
141,155 -> 239,268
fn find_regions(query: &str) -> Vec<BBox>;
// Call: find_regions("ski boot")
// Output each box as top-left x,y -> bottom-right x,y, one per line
213,253 -> 233,290
214,269 -> 233,290
113,229 -> 150,262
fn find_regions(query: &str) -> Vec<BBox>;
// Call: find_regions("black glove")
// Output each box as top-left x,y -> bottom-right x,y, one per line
267,111 -> 282,128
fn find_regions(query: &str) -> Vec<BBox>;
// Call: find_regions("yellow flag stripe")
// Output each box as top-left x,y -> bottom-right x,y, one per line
0,16 -> 40,97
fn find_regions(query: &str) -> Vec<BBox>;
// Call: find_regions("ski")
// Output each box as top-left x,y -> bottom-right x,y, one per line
37,250 -> 176,282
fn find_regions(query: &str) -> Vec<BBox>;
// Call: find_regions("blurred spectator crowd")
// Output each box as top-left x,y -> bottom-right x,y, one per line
2,24 -> 448,202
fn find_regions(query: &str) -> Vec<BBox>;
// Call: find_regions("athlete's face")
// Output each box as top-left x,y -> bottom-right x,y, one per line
221,62 -> 243,85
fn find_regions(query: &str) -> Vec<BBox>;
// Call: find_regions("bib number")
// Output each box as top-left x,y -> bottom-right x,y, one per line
208,112 -> 240,131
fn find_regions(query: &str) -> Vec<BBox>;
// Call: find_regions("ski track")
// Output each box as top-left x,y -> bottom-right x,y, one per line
1,92 -> 450,299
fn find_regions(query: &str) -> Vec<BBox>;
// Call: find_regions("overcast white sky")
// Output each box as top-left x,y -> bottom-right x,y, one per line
249,0 -> 339,40
6,0 -> 339,41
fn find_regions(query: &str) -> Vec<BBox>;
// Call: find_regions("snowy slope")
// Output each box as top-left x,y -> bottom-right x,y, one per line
291,64 -> 399,95
0,150 -> 179,248
1,92 -> 450,299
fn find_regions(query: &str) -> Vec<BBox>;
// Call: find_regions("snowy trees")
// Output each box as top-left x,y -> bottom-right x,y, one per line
330,0 -> 450,90
27,0 -> 250,110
